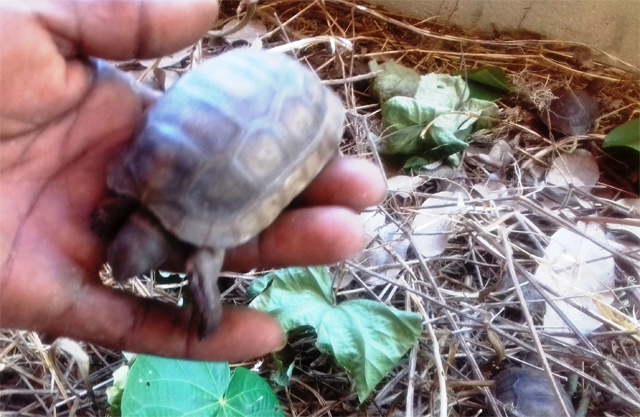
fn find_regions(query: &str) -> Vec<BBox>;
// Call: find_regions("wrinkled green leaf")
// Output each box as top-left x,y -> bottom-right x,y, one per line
382,96 -> 439,129
415,74 -> 469,110
250,267 -> 423,403
463,98 -> 500,129
249,267 -> 335,330
379,73 -> 497,165
381,124 -> 428,155
380,95 -> 469,157
369,60 -> 420,103
603,118 -> 640,151
423,124 -> 469,154
121,356 -> 283,417
380,96 -> 436,155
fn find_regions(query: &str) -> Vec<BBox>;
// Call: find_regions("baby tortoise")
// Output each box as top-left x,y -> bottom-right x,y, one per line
97,49 -> 345,337
494,367 -> 576,417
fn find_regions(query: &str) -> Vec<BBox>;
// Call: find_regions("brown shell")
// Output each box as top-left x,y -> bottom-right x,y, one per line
108,49 -> 345,248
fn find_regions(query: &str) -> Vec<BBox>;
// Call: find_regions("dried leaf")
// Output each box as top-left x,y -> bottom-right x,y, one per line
572,46 -> 595,70
533,222 -> 615,343
596,300 -> 640,333
352,209 -> 409,286
606,223 -> 640,242
50,338 -> 91,383
222,19 -> 267,45
618,198 -> 640,217
387,175 -> 423,204
360,209 -> 388,247
412,191 -> 465,257
546,149 -> 599,190
387,175 -> 423,194
544,84 -> 600,135
487,140 -> 514,168
472,173 -> 508,200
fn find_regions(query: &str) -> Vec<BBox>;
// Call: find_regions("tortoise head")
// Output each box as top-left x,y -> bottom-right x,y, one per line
106,211 -> 173,282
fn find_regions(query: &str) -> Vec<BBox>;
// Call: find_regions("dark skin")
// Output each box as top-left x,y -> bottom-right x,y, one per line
0,0 -> 386,362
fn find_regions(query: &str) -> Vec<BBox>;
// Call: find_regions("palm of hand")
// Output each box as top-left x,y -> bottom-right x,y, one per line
1,48 -> 150,338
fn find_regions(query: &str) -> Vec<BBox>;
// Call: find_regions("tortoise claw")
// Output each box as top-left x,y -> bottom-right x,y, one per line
187,248 -> 225,339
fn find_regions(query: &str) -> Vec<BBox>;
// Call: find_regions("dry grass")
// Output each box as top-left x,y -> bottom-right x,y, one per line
1,1 -> 639,416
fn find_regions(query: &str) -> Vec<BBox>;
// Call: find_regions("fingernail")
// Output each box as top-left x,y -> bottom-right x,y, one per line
273,330 -> 288,352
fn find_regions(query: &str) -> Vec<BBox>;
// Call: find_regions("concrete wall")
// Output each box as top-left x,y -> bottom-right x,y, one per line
366,0 -> 639,68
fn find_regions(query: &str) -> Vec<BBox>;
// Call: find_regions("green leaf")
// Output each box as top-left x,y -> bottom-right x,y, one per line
379,124 -> 427,155
422,124 -> 469,154
224,367 -> 283,416
402,155 -> 435,172
369,60 -> 420,103
464,67 -> 510,91
379,95 -> 449,156
379,74 -> 497,164
462,67 -> 510,101
249,267 -> 335,330
466,80 -> 505,102
270,347 -> 296,387
247,274 -> 272,299
462,98 -> 500,129
121,356 -> 284,417
414,73 -> 469,112
250,267 -> 423,403
603,118 -> 640,151
106,365 -> 129,416
316,299 -> 421,402
382,96 -> 439,129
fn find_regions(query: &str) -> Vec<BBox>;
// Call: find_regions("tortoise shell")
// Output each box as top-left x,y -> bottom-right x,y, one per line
494,367 -> 576,417
107,49 -> 345,249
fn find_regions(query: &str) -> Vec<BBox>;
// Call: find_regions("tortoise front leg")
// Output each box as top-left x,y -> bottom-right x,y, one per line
187,248 -> 224,339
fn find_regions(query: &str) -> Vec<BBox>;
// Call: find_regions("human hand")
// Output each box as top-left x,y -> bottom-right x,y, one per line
0,0 -> 386,361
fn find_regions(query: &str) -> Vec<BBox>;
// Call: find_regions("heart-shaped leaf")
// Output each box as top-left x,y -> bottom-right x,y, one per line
249,267 -> 423,402
121,356 -> 283,417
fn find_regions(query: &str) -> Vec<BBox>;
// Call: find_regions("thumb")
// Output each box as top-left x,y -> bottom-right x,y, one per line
30,0 -> 220,60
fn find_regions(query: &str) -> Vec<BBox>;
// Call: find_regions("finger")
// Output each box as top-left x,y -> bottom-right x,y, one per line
224,206 -> 366,271
41,285 -> 285,362
296,157 -> 387,211
32,0 -> 219,60
1,0 -> 210,137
